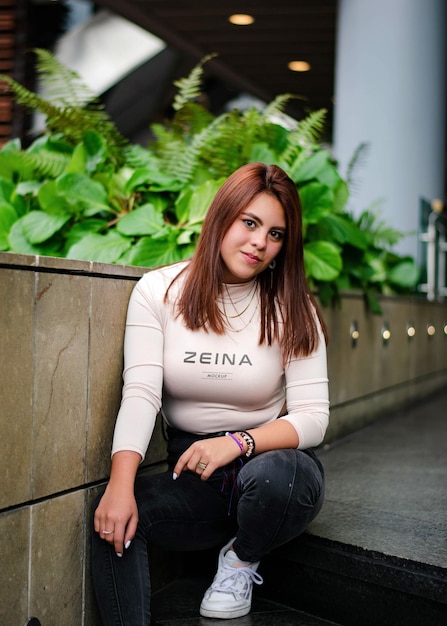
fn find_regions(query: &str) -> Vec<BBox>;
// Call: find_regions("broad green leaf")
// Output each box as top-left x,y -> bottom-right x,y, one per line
125,236 -> 184,268
0,138 -> 21,153
348,261 -> 375,283
45,135 -> 74,155
303,241 -> 342,281
0,153 -> 22,180
176,178 -> 224,225
64,219 -> 109,250
368,257 -> 387,283
16,181 -> 41,196
8,219 -> 62,256
0,179 -> 14,202
11,193 -> 27,217
38,180 -> 76,215
291,150 -> 331,184
21,210 -> 71,244
66,231 -> 131,263
83,130 -> 107,173
249,143 -> 278,165
25,135 -> 49,153
124,167 -> 150,194
145,193 -> 169,213
175,188 -> 193,224
56,173 -> 112,214
151,225 -> 172,239
299,182 -> 333,224
177,228 -> 196,245
0,202 -> 17,249
116,203 -> 165,236
190,166 -> 218,186
316,280 -> 338,307
124,168 -> 183,194
319,214 -> 368,249
66,143 -> 87,173
387,259 -> 420,288
332,179 -> 349,212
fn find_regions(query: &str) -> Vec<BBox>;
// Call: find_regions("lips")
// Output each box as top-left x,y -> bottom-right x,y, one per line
242,251 -> 261,264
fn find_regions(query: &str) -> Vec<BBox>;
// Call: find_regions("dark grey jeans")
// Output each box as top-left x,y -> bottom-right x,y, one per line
91,430 -> 325,625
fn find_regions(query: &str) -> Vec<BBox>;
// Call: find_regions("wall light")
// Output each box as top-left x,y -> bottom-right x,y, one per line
350,320 -> 359,347
229,14 -> 255,26
288,60 -> 311,72
381,323 -> 391,345
406,324 -> 416,338
427,324 -> 436,336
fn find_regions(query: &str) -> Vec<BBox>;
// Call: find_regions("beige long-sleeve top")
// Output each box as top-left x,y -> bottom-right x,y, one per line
112,262 -> 329,459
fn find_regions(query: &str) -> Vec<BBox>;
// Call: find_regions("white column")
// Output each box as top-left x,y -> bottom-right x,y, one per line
333,0 -> 446,258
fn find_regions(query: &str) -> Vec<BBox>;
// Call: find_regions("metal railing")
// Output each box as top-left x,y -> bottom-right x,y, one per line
418,199 -> 447,301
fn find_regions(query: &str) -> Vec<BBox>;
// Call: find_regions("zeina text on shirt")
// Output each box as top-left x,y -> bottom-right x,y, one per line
183,352 -> 253,366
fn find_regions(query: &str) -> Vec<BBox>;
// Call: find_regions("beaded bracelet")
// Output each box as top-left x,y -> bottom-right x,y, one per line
235,430 -> 256,458
225,431 -> 244,455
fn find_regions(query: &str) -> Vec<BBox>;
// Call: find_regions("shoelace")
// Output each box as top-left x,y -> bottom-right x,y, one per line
211,563 -> 263,598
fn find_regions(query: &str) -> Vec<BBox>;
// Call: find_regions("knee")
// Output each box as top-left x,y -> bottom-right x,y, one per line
238,450 -> 324,507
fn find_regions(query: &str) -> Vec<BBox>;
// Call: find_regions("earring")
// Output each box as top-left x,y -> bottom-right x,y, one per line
269,259 -> 276,289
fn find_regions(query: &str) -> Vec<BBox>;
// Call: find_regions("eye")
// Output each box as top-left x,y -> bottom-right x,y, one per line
270,230 -> 284,241
242,219 -> 256,229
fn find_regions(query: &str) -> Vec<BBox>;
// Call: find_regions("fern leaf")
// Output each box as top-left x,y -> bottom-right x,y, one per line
33,48 -> 97,108
0,148 -> 70,179
0,72 -> 126,160
157,138 -> 196,183
262,94 -> 294,121
24,149 -> 71,178
280,109 -> 326,166
172,53 -> 217,111
124,144 -> 160,169
346,141 -> 370,192
295,108 -> 327,145
358,207 -> 403,248
172,102 -> 215,136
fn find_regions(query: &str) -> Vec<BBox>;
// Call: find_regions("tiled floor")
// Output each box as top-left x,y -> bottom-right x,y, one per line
151,578 -> 342,625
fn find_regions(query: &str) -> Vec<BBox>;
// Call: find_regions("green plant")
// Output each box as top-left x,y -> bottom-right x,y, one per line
0,49 -> 419,311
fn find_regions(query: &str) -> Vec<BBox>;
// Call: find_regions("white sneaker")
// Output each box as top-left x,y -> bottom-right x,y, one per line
199,538 -> 263,619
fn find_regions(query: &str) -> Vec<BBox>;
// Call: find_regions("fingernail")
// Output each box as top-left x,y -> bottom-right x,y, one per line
116,552 -> 123,558
172,472 -> 178,480
125,540 -> 132,550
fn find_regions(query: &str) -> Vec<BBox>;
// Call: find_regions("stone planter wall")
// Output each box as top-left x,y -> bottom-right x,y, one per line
1,252 -> 446,626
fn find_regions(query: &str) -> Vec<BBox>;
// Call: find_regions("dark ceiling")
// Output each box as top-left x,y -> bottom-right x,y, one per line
97,0 -> 338,135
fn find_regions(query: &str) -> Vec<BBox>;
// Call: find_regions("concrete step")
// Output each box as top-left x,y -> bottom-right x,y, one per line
261,389 -> 447,626
261,534 -> 447,626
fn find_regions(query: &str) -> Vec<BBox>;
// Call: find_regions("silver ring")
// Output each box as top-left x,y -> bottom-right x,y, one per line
102,529 -> 114,535
196,461 -> 208,470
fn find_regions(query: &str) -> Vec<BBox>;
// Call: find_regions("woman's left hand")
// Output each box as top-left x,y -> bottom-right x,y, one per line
173,434 -> 243,481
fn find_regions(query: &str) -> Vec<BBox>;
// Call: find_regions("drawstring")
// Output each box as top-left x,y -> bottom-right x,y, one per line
221,457 -> 244,515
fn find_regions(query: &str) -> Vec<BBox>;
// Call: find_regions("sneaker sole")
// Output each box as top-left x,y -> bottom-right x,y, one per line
199,605 -> 251,619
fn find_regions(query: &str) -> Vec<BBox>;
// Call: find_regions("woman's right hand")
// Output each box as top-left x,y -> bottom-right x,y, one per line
94,450 -> 141,556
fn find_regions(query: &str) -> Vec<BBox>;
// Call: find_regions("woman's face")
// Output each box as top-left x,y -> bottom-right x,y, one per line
220,193 -> 286,284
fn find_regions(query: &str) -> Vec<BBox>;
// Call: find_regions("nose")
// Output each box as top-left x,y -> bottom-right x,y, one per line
251,230 -> 268,250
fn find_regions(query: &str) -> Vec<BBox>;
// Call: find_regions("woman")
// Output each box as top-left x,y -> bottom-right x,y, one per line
92,162 -> 329,624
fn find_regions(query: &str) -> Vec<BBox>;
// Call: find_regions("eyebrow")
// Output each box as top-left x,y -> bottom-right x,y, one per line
242,211 -> 286,232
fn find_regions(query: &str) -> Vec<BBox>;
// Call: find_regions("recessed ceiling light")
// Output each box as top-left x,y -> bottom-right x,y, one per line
229,14 -> 255,26
288,60 -> 311,72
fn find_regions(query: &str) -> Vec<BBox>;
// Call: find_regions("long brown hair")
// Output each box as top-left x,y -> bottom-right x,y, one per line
168,162 -> 328,361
